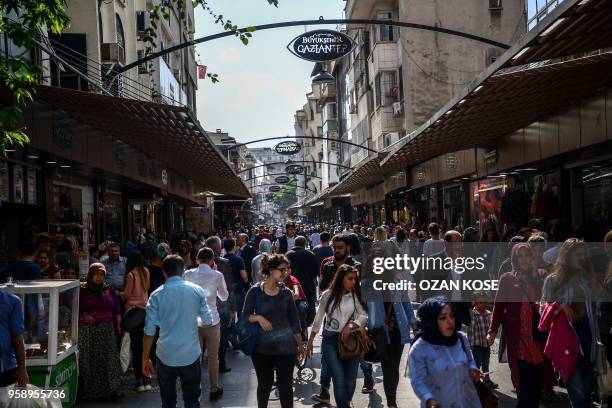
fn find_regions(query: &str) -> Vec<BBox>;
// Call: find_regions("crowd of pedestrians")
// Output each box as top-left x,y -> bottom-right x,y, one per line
0,216 -> 611,408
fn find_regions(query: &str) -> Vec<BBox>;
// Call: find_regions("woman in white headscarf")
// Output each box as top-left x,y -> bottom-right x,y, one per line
251,239 -> 272,284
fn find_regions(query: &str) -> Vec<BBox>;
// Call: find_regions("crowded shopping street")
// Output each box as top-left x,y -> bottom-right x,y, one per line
2,0 -> 612,407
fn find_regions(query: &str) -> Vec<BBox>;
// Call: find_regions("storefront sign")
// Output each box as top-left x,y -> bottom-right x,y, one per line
288,29 -> 355,62
285,164 -> 304,175
13,165 -> 24,204
484,148 -> 498,168
0,162 -> 9,202
275,175 -> 290,184
161,169 -> 168,186
415,167 -> 426,183
446,154 -> 458,173
273,141 -> 301,155
269,185 -> 281,193
26,168 -> 37,205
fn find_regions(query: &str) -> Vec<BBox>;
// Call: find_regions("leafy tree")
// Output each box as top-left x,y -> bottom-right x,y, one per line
273,176 -> 298,213
0,0 -> 278,155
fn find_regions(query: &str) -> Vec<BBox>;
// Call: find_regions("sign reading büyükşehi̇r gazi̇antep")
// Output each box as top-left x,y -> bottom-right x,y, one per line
273,141 -> 302,155
287,29 -> 355,62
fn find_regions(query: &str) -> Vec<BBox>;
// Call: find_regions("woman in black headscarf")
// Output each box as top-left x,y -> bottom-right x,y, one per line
407,296 -> 483,408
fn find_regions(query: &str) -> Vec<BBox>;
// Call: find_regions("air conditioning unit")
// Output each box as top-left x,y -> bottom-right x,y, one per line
392,101 -> 403,116
101,43 -> 119,62
349,103 -> 357,114
137,50 -> 149,74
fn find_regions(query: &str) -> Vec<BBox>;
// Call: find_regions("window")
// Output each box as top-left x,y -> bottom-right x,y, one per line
116,15 -> 126,64
136,11 -> 146,33
161,40 -> 169,65
310,107 -> 314,120
375,71 -> 397,107
315,103 -> 322,113
377,12 -> 394,42
317,127 -> 324,137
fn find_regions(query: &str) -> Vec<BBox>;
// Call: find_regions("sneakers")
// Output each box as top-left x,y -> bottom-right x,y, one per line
135,380 -> 145,392
361,376 -> 374,394
143,379 -> 152,391
311,387 -> 331,404
210,386 -> 224,401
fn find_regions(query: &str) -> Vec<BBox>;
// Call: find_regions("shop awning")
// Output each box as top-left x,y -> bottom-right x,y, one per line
381,0 -> 612,172
320,153 -> 388,199
34,85 -> 251,198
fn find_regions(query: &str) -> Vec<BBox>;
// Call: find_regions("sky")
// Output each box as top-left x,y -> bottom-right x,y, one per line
194,0 -> 344,147
194,0 -> 545,147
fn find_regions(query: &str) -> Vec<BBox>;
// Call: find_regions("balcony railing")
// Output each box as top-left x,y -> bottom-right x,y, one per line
528,0 -> 567,30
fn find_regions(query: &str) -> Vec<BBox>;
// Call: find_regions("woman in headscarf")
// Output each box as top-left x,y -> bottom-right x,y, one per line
78,263 -> 124,400
148,243 -> 169,295
408,296 -> 483,408
487,243 -> 544,407
540,239 -> 601,408
251,238 -> 272,284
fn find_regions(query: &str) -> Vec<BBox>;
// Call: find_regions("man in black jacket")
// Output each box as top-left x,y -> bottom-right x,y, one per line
236,233 -> 256,283
285,236 -> 319,326
275,221 -> 298,254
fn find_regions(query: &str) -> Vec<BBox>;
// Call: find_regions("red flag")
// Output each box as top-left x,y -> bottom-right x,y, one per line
198,65 -> 207,79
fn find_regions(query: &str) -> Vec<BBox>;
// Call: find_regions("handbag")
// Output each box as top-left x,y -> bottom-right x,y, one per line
337,293 -> 368,360
122,306 -> 146,332
363,303 -> 395,363
236,286 -> 261,356
459,335 -> 499,408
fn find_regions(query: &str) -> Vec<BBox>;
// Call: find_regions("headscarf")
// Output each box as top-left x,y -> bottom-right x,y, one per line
258,238 -> 272,254
83,263 -> 110,296
415,296 -> 458,347
157,243 -> 171,259
510,242 -> 532,277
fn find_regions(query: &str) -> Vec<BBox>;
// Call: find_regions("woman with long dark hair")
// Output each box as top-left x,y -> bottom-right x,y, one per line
78,263 -> 124,400
408,296 -> 483,408
541,239 -> 601,408
121,250 -> 151,391
487,243 -> 544,407
242,253 -> 303,408
307,264 -> 368,408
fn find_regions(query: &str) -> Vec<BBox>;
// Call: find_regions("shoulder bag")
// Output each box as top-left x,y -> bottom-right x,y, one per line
363,303 -> 395,363
237,285 -> 261,356
337,293 -> 369,360
459,335 -> 499,408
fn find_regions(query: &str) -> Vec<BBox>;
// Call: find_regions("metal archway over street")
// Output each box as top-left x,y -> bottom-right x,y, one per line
117,18 -> 510,74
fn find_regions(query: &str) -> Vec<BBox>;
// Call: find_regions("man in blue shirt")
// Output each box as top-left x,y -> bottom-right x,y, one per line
103,243 -> 127,291
0,290 -> 28,402
0,242 -> 41,283
142,255 -> 213,408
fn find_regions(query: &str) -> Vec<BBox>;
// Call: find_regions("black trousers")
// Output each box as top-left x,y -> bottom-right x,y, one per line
156,357 -> 201,408
251,353 -> 296,408
517,359 -> 542,408
380,328 -> 404,406
128,321 -> 145,382
218,305 -> 232,369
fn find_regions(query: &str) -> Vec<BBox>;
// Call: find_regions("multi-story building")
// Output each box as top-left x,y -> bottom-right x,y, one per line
0,1 -> 247,259
316,0 -> 527,223
54,0 -> 198,110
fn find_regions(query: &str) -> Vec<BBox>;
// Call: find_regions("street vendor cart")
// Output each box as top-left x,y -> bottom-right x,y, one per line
1,280 -> 79,407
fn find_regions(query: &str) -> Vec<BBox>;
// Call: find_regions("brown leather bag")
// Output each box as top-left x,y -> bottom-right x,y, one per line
337,294 -> 369,360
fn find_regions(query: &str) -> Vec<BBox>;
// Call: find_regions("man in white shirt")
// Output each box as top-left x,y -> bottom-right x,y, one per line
184,247 -> 229,401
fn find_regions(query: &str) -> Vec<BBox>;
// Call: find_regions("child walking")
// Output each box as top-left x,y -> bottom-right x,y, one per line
467,291 -> 498,389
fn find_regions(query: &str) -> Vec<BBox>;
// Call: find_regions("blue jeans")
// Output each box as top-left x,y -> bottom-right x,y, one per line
320,348 -> 372,390
321,330 -> 359,408
566,356 -> 594,408
156,357 -> 201,408
472,345 -> 491,373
